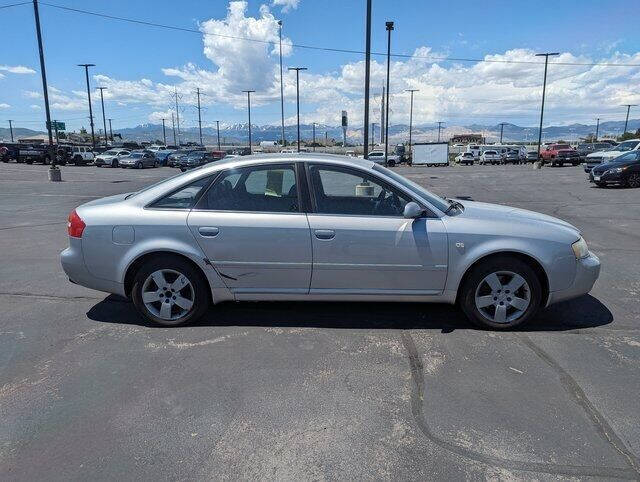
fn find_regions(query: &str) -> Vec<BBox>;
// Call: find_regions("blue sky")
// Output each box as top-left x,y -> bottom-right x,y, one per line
1,0 -> 639,133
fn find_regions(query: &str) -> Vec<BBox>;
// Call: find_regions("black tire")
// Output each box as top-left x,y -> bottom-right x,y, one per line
459,255 -> 542,330
112,159 -> 119,168
154,160 -> 159,168
387,160 -> 396,167
43,156 -> 51,165
626,173 -> 640,188
131,255 -> 210,327
136,161 -> 143,169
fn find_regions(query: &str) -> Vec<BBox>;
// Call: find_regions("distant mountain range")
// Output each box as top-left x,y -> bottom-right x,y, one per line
2,119 -> 638,145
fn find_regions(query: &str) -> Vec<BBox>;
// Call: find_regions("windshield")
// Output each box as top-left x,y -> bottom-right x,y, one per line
610,151 -> 640,163
611,140 -> 639,152
373,164 -> 450,213
103,150 -> 118,155
130,153 -> 144,158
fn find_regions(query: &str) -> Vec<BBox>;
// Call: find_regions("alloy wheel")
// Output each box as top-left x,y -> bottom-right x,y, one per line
474,270 -> 531,324
141,269 -> 195,321
628,173 -> 640,188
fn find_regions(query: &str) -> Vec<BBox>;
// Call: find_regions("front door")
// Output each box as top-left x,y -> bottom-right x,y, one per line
306,164 -> 448,296
187,163 -> 312,296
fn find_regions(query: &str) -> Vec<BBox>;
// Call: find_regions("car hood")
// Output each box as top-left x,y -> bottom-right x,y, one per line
455,200 -> 579,233
587,150 -> 618,159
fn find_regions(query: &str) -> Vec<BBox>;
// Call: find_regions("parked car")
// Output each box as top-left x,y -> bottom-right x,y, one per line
576,142 -> 613,162
119,150 -> 158,169
539,144 -> 580,166
584,139 -> 640,173
177,151 -> 218,171
367,150 -> 400,166
479,150 -> 501,165
589,150 -> 640,188
455,152 -> 475,165
94,149 -> 130,168
0,142 -> 21,162
503,149 -> 521,164
154,149 -> 176,166
61,154 -> 600,330
17,144 -> 55,164
526,151 -> 539,162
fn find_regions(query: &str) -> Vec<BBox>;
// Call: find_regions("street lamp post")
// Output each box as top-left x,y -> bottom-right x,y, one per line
405,89 -> 418,162
363,0 -> 372,159
242,90 -> 255,154
535,52 -> 559,161
108,118 -> 113,142
498,122 -> 507,144
216,120 -> 221,150
595,117 -> 600,141
622,104 -> 637,134
383,21 -> 394,167
312,122 -> 316,151
161,118 -> 166,145
288,67 -> 307,152
78,63 -> 96,148
278,20 -> 285,147
437,121 -> 444,142
97,87 -> 108,147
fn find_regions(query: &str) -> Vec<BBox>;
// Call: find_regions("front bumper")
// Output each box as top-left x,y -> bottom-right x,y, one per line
546,252 -> 600,306
60,238 -> 126,296
589,170 -> 625,185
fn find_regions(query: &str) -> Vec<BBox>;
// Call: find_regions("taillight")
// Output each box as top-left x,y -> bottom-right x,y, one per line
67,209 -> 86,238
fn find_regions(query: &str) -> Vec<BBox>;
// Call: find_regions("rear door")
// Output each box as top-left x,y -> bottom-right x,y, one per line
187,163 -> 313,296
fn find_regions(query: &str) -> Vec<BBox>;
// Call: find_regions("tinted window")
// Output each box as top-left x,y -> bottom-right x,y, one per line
199,164 -> 299,213
150,176 -> 212,209
613,151 -> 640,162
309,165 -> 411,217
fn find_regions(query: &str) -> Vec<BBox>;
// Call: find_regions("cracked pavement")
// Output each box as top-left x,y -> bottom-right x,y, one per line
0,163 -> 639,480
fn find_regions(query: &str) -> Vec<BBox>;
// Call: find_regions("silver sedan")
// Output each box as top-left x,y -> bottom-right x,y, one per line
61,154 -> 600,329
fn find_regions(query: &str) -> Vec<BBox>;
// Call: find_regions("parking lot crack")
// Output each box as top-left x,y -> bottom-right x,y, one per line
399,331 -> 638,479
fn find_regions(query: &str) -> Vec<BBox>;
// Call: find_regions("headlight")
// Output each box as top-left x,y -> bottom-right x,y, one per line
605,167 -> 625,174
571,237 -> 589,259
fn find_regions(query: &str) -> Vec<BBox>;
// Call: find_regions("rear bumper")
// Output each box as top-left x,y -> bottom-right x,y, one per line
546,252 -> 600,306
60,240 -> 126,297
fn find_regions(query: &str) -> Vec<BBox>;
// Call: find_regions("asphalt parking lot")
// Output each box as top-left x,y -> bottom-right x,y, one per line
1,162 -> 639,480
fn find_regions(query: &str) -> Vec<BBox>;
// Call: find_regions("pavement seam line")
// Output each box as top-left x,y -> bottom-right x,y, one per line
399,331 -> 637,479
519,334 -> 640,476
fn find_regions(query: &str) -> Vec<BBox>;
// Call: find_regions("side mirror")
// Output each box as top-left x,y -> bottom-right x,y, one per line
403,201 -> 424,219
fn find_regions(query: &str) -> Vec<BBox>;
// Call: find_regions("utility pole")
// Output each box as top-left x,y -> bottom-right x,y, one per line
371,122 -> 376,150
216,120 -> 221,150
173,87 -> 181,146
437,121 -> 444,142
53,119 -> 59,144
383,21 -> 394,167
33,0 -> 53,147
380,85 -> 385,144
622,104 -> 637,134
288,67 -> 307,152
8,120 -> 14,142
97,87 -> 108,147
171,112 -> 177,147
78,64 -> 96,148
161,118 -> 166,145
278,20 -> 285,147
363,0 -> 372,159
406,89 -> 418,158
312,122 -> 316,151
195,87 -> 203,146
108,118 -> 113,142
595,117 -> 600,141
325,131 -> 328,146
535,52 -> 559,160
498,122 -> 507,144
242,90 -> 255,154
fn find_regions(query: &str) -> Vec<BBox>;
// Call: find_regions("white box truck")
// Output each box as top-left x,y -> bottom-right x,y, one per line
412,142 -> 449,166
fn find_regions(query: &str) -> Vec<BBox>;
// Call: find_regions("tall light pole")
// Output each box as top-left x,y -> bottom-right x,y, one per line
78,64 -> 96,148
242,90 -> 255,154
97,87 -> 108,147
498,122 -> 507,144
312,122 -> 316,151
8,120 -> 14,142
215,120 -> 221,150
437,121 -> 444,142
195,87 -> 203,146
383,21 -> 394,167
33,0 -> 53,148
535,52 -> 559,160
288,67 -> 307,152
171,112 -> 177,147
595,117 -> 600,141
363,0 -> 372,159
278,20 -> 285,147
173,87 -> 181,146
406,89 -> 418,159
371,122 -> 377,150
108,118 -> 113,142
161,118 -> 166,145
622,104 -> 637,134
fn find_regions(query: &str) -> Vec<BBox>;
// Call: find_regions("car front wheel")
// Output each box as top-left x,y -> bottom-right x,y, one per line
131,256 -> 209,326
112,159 -> 118,168
460,256 -> 542,329
626,173 -> 640,188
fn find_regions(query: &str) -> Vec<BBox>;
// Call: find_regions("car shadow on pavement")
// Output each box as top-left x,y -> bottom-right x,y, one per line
87,294 -> 612,332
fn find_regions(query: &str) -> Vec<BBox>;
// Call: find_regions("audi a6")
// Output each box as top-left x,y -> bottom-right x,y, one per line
61,154 -> 600,329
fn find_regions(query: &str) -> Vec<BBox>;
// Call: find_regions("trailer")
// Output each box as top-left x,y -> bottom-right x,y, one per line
411,142 -> 449,166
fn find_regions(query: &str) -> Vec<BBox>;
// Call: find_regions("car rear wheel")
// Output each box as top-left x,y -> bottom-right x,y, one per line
136,161 -> 143,169
460,256 -> 542,330
154,160 -> 159,168
131,256 -> 209,326
627,173 -> 640,188
112,159 -> 118,168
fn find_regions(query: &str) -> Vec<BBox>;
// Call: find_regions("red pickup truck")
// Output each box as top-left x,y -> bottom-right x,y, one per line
539,144 -> 581,166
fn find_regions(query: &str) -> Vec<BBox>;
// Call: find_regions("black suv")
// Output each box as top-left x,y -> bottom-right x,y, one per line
590,150 -> 640,188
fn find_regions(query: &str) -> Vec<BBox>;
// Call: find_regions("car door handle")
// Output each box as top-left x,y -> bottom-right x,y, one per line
314,229 -> 335,240
198,226 -> 219,237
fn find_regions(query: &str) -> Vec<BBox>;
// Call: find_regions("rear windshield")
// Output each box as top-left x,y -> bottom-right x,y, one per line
554,145 -> 571,150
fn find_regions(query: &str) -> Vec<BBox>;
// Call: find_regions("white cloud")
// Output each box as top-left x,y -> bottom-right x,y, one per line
148,110 -> 175,123
271,0 -> 299,13
0,65 -> 36,74
30,104 -> 41,110
0,103 -> 10,109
